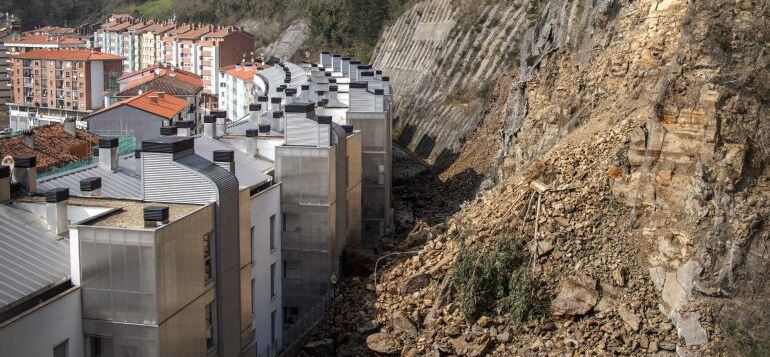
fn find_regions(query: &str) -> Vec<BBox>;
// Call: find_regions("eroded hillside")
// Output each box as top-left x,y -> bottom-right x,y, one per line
308,0 -> 770,356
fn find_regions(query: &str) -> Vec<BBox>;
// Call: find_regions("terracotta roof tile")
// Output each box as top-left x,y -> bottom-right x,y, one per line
13,49 -> 124,61
6,34 -> 85,46
0,124 -> 99,170
119,75 -> 202,97
88,91 -> 189,119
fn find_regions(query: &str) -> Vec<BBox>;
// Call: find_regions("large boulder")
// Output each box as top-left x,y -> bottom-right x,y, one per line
550,273 -> 599,317
366,332 -> 401,354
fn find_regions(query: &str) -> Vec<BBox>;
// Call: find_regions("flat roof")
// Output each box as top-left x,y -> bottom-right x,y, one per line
70,197 -> 202,229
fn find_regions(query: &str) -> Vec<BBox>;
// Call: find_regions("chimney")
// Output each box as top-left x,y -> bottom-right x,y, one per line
272,111 -> 283,132
270,97 -> 282,113
157,91 -> 166,99
258,96 -> 268,114
160,126 -> 178,136
249,104 -> 261,122
80,177 -> 102,197
213,150 -> 235,173
374,89 -> 385,111
20,130 -> 34,149
63,118 -> 76,137
203,115 -> 217,138
98,137 -> 119,172
329,85 -> 339,102
144,206 -> 169,228
245,129 -> 259,158
211,110 -> 227,136
0,166 -> 9,203
150,95 -> 159,103
176,120 -> 194,136
12,155 -> 36,194
45,188 -> 69,235
301,85 -> 310,102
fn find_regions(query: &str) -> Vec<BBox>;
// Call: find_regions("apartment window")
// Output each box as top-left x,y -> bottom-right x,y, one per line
270,263 -> 276,298
203,232 -> 213,284
283,260 -> 300,280
205,302 -> 216,352
53,339 -> 68,357
249,226 -> 255,264
86,336 -> 112,357
378,164 -> 385,185
251,278 -> 255,317
284,306 -> 298,324
269,214 -> 276,251
271,310 -> 277,343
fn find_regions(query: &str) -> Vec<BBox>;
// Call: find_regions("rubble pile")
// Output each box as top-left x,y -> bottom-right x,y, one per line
303,0 -> 770,355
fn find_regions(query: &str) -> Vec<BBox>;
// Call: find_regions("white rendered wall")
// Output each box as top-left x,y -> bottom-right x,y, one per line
0,289 -> 84,357
250,184 -> 283,351
90,61 -> 105,110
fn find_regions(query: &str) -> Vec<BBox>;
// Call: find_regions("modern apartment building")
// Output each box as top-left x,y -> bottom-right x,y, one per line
94,16 -> 255,96
7,49 -> 123,131
13,130 -> 283,356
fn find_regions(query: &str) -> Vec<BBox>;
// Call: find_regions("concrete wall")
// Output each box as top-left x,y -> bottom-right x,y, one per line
86,104 -> 170,146
250,184 -> 283,352
0,288 -> 84,357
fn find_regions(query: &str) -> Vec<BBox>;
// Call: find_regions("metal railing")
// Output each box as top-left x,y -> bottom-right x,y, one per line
281,289 -> 333,351
37,136 -> 136,178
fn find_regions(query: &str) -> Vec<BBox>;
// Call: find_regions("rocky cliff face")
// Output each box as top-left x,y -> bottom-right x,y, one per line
372,0 -> 530,166
310,0 -> 769,355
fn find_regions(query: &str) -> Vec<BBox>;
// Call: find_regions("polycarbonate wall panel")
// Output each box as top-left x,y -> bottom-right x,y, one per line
347,184 -> 362,247
155,205 -> 214,323
347,132 -> 363,189
280,204 -> 333,252
350,114 -> 388,152
362,185 -> 388,220
159,288 -> 214,357
79,227 -> 158,324
276,147 -> 332,205
83,319 -> 160,357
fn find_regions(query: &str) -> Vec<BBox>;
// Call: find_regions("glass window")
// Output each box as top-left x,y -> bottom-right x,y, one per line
270,263 -> 276,298
203,232 -> 213,284
271,310 -> 276,343
269,215 -> 276,250
250,226 -> 255,264
53,339 -> 68,357
205,302 -> 216,352
251,278 -> 255,317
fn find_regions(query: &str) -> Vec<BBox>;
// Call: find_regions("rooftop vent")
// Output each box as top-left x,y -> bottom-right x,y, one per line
204,115 -> 217,138
285,102 -> 315,113
0,166 -> 9,202
317,116 -> 332,125
160,126 -> 178,136
144,206 -> 169,227
272,111 -> 284,118
45,188 -> 69,235
80,177 -> 102,197
99,138 -> 119,172
258,96 -> 268,102
342,125 -> 354,133
213,150 -> 235,173
258,124 -> 271,133
246,129 -> 259,137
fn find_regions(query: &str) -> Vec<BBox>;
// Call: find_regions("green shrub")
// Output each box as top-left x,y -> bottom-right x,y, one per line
451,229 -> 537,325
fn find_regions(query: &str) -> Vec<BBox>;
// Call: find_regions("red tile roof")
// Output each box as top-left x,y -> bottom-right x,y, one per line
119,75 -> 203,97
88,91 -> 189,119
223,65 -> 263,82
0,124 -> 99,170
118,65 -> 202,86
6,34 -> 85,46
13,49 -> 124,61
175,25 -> 214,40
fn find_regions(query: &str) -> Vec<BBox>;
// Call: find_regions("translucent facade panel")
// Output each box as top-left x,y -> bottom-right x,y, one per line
362,152 -> 386,187
362,186 -> 388,219
80,227 -> 157,324
350,117 -> 387,152
276,147 -> 332,205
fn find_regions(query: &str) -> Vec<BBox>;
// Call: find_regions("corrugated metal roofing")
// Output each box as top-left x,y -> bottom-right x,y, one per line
0,203 -> 70,309
194,136 -> 273,189
37,155 -> 142,199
